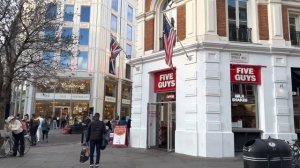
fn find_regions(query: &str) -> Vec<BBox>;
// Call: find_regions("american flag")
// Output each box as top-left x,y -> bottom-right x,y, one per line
109,37 -> 122,74
163,14 -> 176,68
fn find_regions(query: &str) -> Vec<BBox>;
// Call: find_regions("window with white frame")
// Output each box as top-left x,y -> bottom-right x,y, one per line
127,5 -> 133,22
289,15 -> 300,46
112,0 -> 118,11
159,0 -> 177,50
78,51 -> 88,70
228,0 -> 251,42
127,25 -> 132,41
111,14 -> 118,32
126,44 -> 132,59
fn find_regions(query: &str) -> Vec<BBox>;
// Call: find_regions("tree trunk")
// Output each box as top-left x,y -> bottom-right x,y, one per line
0,89 -> 11,156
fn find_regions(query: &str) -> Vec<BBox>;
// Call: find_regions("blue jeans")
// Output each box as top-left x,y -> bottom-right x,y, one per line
89,140 -> 101,165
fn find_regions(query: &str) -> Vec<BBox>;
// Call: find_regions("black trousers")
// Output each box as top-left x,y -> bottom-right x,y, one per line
30,129 -> 37,145
12,131 -> 25,155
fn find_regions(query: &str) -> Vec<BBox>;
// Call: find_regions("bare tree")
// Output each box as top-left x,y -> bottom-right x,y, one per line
0,0 -> 77,131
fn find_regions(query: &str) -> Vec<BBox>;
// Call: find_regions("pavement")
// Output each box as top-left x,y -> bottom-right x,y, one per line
0,129 -> 243,168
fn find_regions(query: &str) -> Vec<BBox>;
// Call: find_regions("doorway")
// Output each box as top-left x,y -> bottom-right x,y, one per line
54,106 -> 70,127
147,102 -> 176,152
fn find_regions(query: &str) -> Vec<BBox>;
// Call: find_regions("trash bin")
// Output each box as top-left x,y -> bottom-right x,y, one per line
243,137 -> 292,168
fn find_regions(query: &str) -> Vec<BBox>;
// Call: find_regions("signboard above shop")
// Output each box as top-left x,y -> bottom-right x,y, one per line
230,64 -> 263,85
230,53 -> 249,63
153,69 -> 176,93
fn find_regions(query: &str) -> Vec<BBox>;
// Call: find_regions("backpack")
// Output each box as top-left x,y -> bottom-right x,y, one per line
20,120 -> 28,131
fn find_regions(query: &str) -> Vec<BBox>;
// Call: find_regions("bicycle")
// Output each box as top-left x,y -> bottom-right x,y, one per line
287,139 -> 300,168
0,132 -> 30,157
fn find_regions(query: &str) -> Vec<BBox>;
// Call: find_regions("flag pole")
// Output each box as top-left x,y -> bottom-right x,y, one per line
163,14 -> 191,61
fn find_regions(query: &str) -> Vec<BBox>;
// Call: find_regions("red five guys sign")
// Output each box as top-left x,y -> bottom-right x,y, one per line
154,69 -> 176,93
230,64 -> 262,84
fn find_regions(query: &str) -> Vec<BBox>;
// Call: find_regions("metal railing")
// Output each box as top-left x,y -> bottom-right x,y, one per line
229,27 -> 252,42
291,31 -> 300,46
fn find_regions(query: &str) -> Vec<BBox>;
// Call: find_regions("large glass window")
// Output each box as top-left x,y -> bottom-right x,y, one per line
228,0 -> 250,42
111,15 -> 118,32
61,27 -> 72,42
78,51 -> 88,70
127,5 -> 133,22
231,83 -> 258,128
64,5 -> 74,21
60,51 -> 71,68
112,0 -> 118,11
79,29 -> 89,45
126,44 -> 132,59
80,6 -> 90,22
43,51 -> 54,64
44,27 -> 55,39
46,3 -> 57,20
127,25 -> 132,41
289,16 -> 300,46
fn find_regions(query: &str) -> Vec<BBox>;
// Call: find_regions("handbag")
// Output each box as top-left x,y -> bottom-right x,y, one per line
79,146 -> 89,163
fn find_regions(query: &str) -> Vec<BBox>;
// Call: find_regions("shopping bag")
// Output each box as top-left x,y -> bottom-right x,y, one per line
79,147 -> 89,163
101,133 -> 109,150
85,146 -> 90,157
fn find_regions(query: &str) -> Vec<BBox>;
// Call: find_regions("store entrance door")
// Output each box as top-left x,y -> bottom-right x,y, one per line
54,106 -> 70,127
147,102 -> 176,152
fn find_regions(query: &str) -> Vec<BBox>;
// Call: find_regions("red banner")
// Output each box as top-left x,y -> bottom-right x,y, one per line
154,69 -> 176,93
230,64 -> 262,84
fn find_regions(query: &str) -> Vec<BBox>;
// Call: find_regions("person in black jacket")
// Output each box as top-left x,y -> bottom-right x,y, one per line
86,113 -> 106,168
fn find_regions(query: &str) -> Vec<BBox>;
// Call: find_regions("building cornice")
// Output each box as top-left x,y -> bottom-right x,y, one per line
130,41 -> 300,66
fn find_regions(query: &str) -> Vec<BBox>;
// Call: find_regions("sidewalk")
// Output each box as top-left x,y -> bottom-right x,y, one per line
0,130 -> 243,168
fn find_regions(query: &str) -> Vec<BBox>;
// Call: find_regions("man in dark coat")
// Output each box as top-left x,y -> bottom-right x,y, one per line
86,113 -> 106,168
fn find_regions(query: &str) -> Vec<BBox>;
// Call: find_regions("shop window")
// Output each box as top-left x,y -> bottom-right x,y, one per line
127,5 -> 133,22
105,82 -> 117,97
231,83 -> 258,128
228,0 -> 252,42
78,51 -> 88,70
80,6 -> 90,22
64,5 -> 74,22
292,68 -> 300,131
103,103 -> 116,120
289,15 -> 300,46
121,84 -> 131,99
79,28 -> 89,45
111,14 -> 118,32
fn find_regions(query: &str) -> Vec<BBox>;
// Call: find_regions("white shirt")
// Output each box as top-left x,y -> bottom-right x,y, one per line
38,117 -> 44,128
9,120 -> 23,134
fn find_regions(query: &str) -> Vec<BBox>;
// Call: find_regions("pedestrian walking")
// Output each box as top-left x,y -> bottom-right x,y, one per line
81,116 -> 91,145
29,114 -> 40,146
6,116 -> 25,157
52,116 -> 57,129
86,113 -> 106,168
41,117 -> 51,143
36,115 -> 44,142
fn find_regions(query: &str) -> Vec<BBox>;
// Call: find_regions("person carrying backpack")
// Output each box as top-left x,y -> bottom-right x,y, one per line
41,117 -> 51,143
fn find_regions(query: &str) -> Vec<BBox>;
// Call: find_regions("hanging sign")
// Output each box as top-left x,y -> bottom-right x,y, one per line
154,69 -> 176,93
230,64 -> 262,84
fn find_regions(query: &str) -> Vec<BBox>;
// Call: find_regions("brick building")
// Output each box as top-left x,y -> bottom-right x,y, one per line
130,0 -> 300,157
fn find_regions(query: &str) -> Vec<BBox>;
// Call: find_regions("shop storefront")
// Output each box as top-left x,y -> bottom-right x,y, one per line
147,69 -> 176,152
103,78 -> 118,120
35,78 -> 91,123
121,81 -> 132,118
230,64 -> 263,152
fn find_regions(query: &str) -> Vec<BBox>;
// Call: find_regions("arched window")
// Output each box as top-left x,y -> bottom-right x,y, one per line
158,0 -> 177,50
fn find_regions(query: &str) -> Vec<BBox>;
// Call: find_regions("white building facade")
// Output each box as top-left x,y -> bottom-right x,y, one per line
12,0 -> 137,122
130,0 -> 300,157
